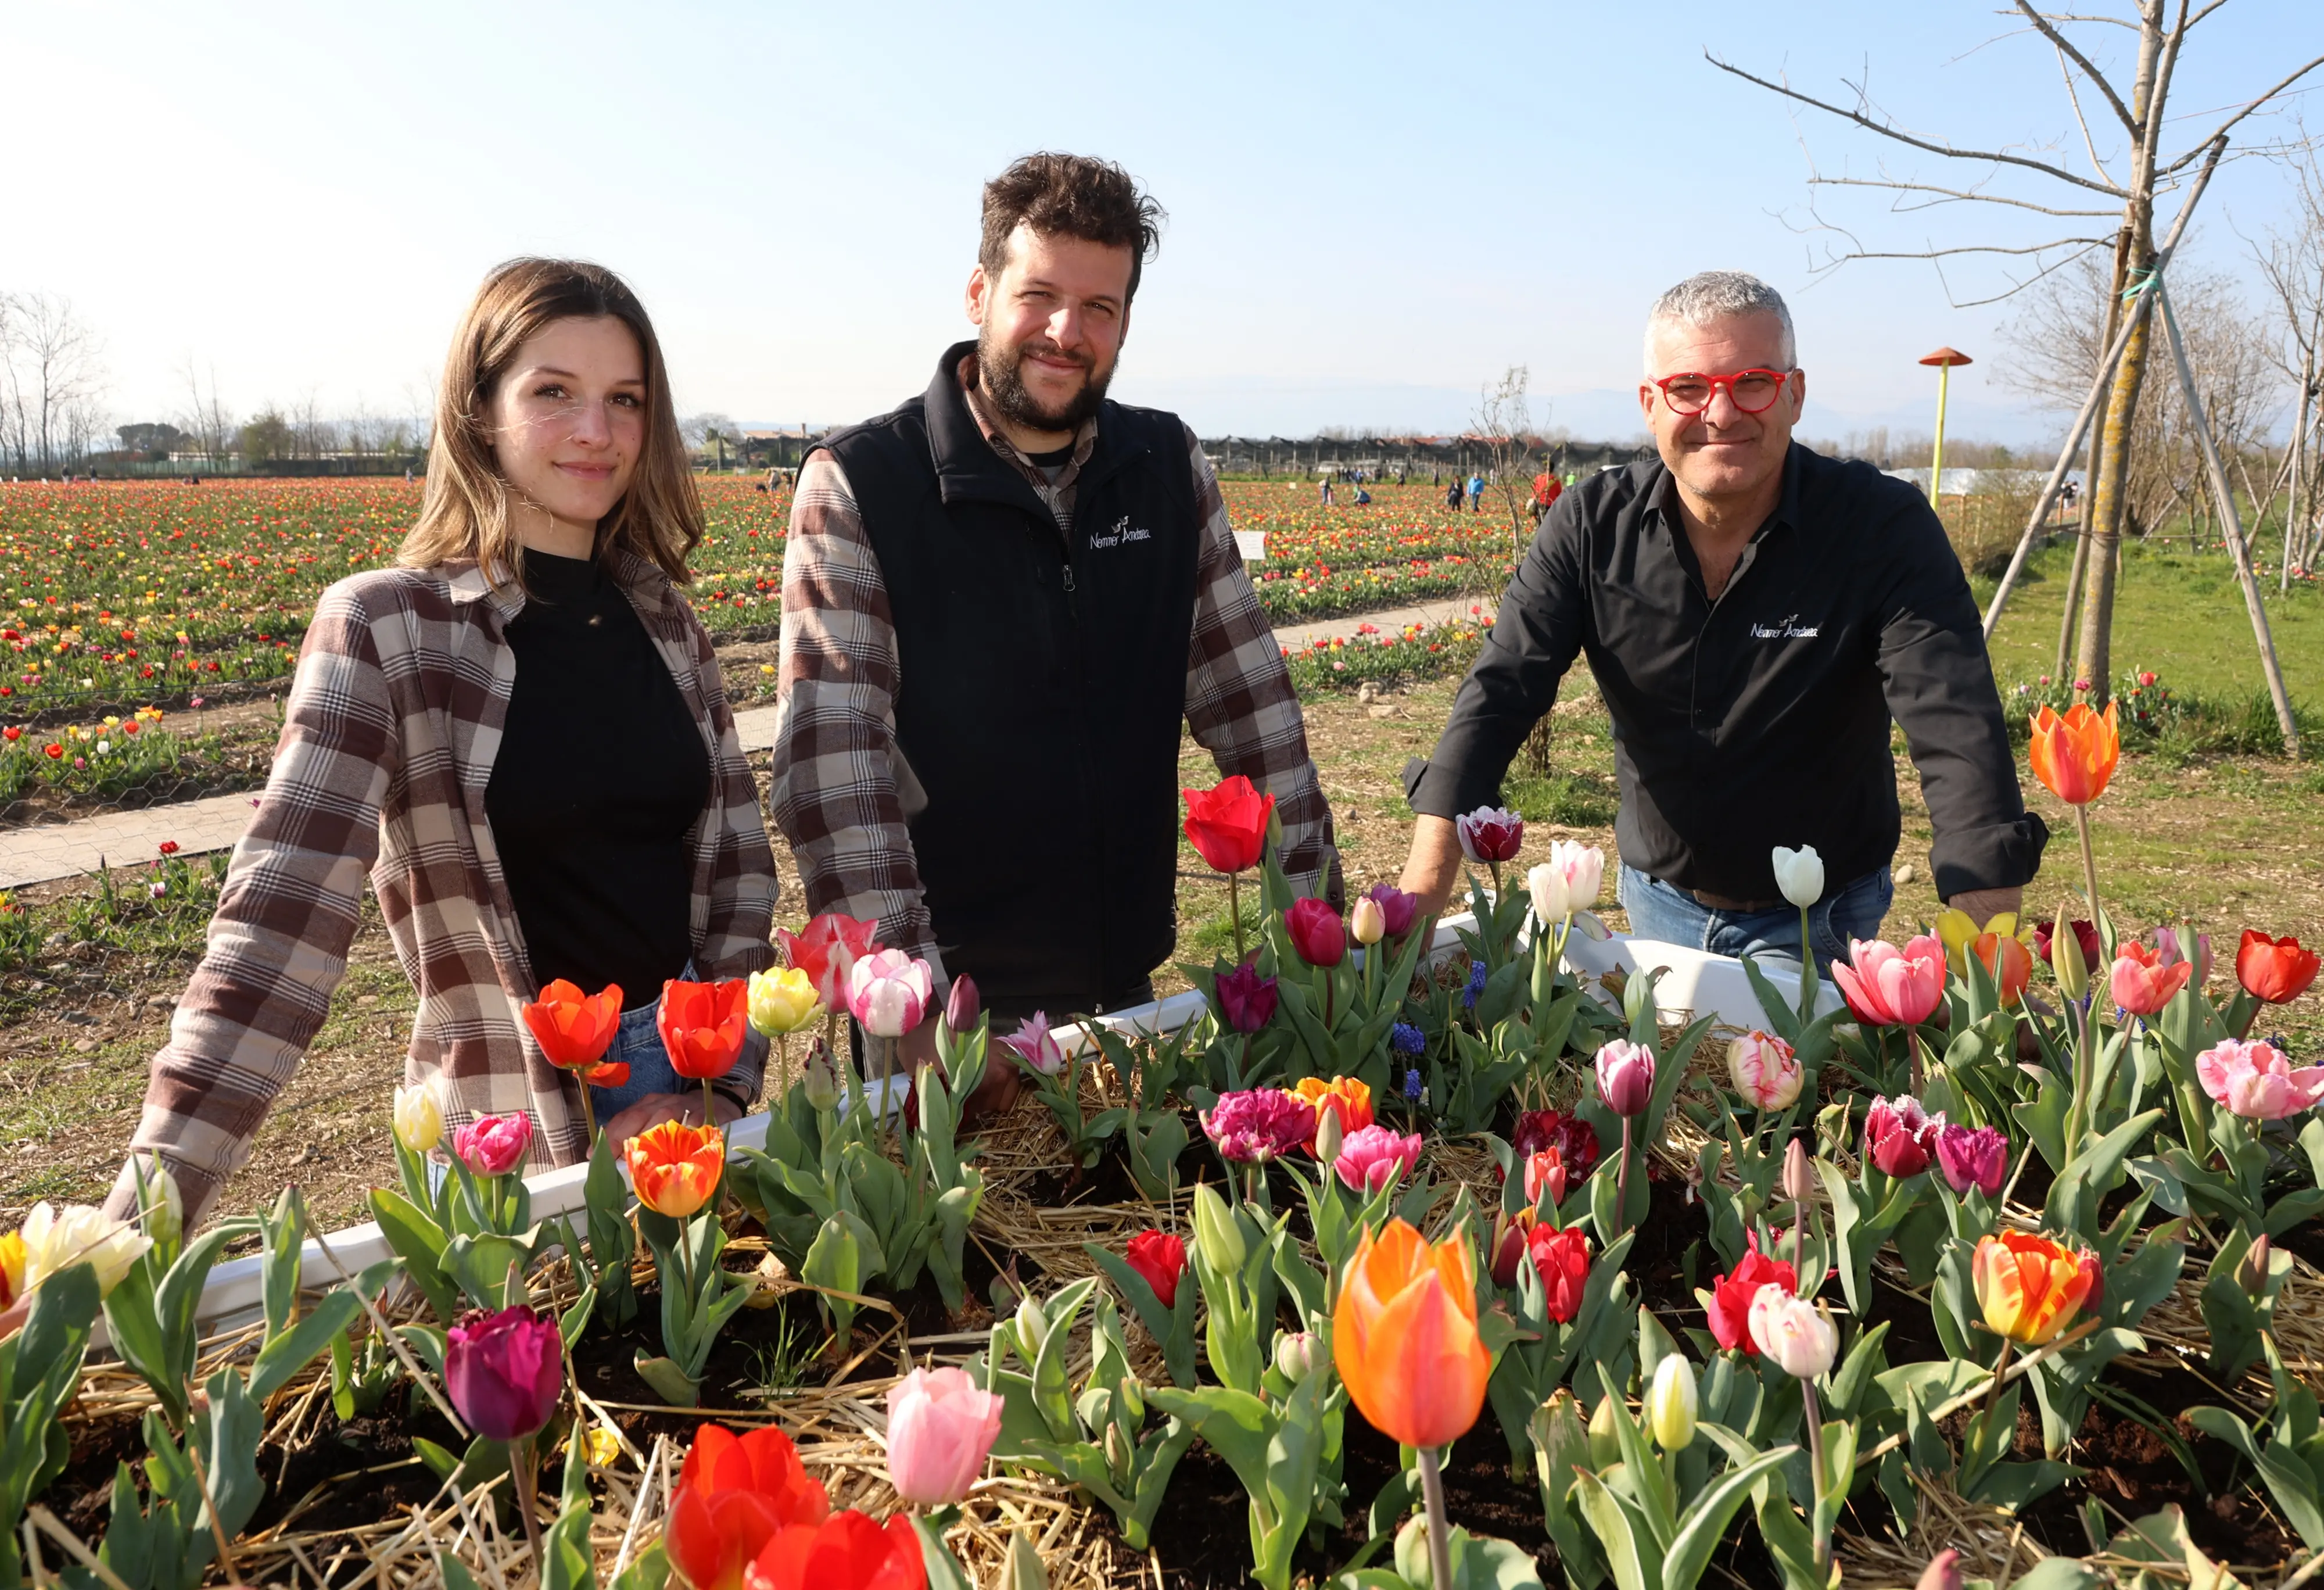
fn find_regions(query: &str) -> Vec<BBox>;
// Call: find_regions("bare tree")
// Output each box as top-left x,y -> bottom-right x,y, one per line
2253,132 -> 2324,584
1715,2 -> 2324,703
1471,367 -> 1544,553
0,292 -> 107,472
177,357 -> 235,461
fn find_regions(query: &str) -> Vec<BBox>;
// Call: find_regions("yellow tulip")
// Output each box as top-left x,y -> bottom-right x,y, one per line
747,966 -> 823,1037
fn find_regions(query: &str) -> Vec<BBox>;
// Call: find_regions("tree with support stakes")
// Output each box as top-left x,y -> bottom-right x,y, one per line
1713,1 -> 2324,708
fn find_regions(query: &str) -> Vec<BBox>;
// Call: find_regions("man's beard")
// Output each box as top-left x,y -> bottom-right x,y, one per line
978,328 -> 1116,435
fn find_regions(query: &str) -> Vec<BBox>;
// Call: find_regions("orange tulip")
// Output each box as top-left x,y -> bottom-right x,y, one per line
1971,932 -> 2033,1007
1332,1219 -> 1490,1450
626,1121 -> 726,1219
1287,1075 -> 1374,1152
522,979 -> 623,1070
659,978 -> 752,1080
1972,1231 -> 2097,1347
2028,702 -> 2119,807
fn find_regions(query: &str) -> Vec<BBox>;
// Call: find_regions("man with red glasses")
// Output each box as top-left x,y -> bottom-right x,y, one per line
1394,271 -> 2045,971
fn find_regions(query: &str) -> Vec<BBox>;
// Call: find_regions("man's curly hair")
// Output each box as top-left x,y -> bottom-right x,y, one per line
980,152 -> 1165,305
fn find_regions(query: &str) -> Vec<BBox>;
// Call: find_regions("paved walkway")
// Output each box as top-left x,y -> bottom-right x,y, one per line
0,600 -> 1476,889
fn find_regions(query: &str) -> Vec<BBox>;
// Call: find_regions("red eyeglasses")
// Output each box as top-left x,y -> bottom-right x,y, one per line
1652,368 -> 1794,416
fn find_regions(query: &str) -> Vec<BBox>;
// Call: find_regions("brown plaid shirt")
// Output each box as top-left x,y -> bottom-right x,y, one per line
773,363 -> 1339,984
120,551 -> 777,1223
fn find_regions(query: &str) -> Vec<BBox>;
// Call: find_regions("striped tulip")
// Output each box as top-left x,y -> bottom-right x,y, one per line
1972,1231 -> 2098,1346
626,1120 -> 726,1219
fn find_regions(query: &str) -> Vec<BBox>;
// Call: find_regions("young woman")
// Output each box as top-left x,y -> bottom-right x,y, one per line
110,258 -> 777,1226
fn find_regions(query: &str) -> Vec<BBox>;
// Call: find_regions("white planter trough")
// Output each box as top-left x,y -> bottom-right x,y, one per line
185,909 -> 1838,1328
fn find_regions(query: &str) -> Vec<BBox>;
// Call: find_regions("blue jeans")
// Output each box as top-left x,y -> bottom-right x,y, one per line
1616,864 -> 1893,976
588,998 -> 690,1119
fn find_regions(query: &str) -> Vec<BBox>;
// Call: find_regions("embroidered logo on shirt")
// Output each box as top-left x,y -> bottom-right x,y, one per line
1749,614 -> 1821,640
1086,515 -> 1153,550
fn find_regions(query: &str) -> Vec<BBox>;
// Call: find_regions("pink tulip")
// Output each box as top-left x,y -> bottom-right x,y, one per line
1202,1088 -> 1317,1163
1285,898 -> 1347,968
2196,1038 -> 2324,1120
1864,1094 -> 1945,1177
1594,1039 -> 1655,1118
1333,1125 -> 1424,1193
453,1112 -> 532,1177
885,1366 -> 1004,1508
1000,1011 -> 1068,1077
847,948 -> 934,1038
1934,1123 -> 2008,1196
1832,936 -> 1945,1027
2109,943 -> 2192,1018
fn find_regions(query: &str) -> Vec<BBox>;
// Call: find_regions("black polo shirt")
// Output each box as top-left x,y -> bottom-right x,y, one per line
1408,443 -> 2047,903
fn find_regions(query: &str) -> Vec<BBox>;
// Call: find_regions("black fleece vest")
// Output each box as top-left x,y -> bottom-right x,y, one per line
821,343 -> 1200,1013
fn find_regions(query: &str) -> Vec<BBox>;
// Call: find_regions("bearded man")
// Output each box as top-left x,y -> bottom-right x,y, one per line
774,152 -> 1339,1109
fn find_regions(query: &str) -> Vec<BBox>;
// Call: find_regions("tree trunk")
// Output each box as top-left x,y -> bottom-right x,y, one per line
2057,230 -> 2133,679
2074,293 -> 2156,700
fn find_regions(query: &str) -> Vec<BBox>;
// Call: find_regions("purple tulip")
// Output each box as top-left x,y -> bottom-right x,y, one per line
1363,883 -> 1422,941
944,973 -> 981,1035
445,1305 -> 564,1442
1216,964 -> 1279,1034
1933,1123 -> 2008,1197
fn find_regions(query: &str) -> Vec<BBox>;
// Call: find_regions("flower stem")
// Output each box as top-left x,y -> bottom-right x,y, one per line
511,1434 -> 546,1568
1798,904 -> 1816,1023
1984,1338 -> 2015,1418
1617,1116 -> 1636,1236
577,1080 -> 598,1151
1909,1023 -> 1925,1095
702,1076 -> 715,1129
1416,1445 -> 1455,1590
1229,870 -> 1247,965
1802,1378 -> 1830,1583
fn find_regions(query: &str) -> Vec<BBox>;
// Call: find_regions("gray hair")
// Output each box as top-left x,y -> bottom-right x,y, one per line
1643,271 -> 1797,373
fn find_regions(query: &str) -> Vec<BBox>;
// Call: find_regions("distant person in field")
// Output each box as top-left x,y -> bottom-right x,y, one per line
1320,475 -> 1334,506
1397,270 -> 2047,972
1532,469 -> 1562,525
775,152 -> 1341,1119
1446,478 -> 1462,511
1466,472 -> 1484,511
109,258 -> 777,1226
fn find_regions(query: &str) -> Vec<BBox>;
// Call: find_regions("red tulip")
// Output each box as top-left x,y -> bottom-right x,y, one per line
1182,775 -> 1275,875
1865,1095 -> 1943,1177
667,1423 -> 831,1590
1706,1236 -> 1798,1353
1125,1230 -> 1186,1308
1525,1223 -> 1592,1323
745,1510 -> 924,1590
1285,898 -> 1346,968
2032,918 -> 2101,970
2237,930 -> 2321,1005
777,913 -> 881,1011
659,978 -> 751,1080
523,979 -> 623,1070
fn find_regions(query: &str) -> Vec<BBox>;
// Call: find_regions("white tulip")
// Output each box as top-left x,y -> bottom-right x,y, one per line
1771,845 -> 1824,909
21,1202 -> 150,1298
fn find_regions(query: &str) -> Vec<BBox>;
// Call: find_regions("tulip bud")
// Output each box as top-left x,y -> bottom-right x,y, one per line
1104,1421 -> 1128,1481
1782,1137 -> 1816,1208
2051,904 -> 2088,1000
1012,1294 -> 1049,1362
393,1082 -> 443,1155
1314,1106 -> 1344,1167
2237,1233 -> 2274,1299
1350,896 -> 1386,947
1531,1390 -> 1592,1491
132,1155 -> 183,1253
1192,1183 -> 1247,1273
1489,1215 -> 1526,1288
1586,1394 -> 1623,1469
1648,1355 -> 1698,1452
801,1038 -> 844,1111
1274,1330 -> 1319,1384
945,973 -> 981,1035
1915,1549 -> 1964,1590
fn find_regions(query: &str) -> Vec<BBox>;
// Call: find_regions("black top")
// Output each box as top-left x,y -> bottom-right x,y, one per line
1408,444 -> 2047,903
487,549 -> 712,1009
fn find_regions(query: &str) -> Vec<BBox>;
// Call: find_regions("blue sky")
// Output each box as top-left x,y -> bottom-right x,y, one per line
6,0 -> 2318,445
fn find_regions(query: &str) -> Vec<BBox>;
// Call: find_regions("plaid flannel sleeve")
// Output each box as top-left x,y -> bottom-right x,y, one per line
769,452 -> 949,983
121,579 -> 399,1223
1179,427 -> 1343,905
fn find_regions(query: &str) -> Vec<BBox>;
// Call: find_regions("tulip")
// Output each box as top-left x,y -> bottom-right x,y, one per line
393,1082 -> 443,1154
2029,700 -> 2120,805
1201,1087 -> 1317,1164
1215,964 -> 1279,1033
1864,1095 -> 1944,1178
1972,931 -> 2034,1006
1746,1284 -> 1838,1378
1934,1123 -> 2009,1197
801,1038 -> 845,1111
1916,1550 -> 1965,1590
1315,1108 -> 1344,1165
1932,908 -> 1991,970
1192,1183 -> 1248,1273
1527,840 -> 1605,923
2110,942 -> 2193,1017
666,1423 -> 831,1590
2236,1234 -> 2274,1300
444,1304 -> 563,1441
2033,917 -> 2101,972
1335,1125 -> 1425,1194
845,950 -> 933,1039
453,1111 -> 533,1178
1648,1355 -> 1698,1451
742,1511 -> 925,1590
626,1121 -> 726,1219
999,1011 -> 1068,1077
1781,1137 -> 1815,1207
776,913 -> 881,1012
942,973 -> 980,1035
1771,844 -> 1824,908
0,1231 -> 23,1310
522,978 -> 623,1070
19,1202 -> 149,1298
1274,1330 -> 1320,1384
1522,1146 -> 1567,1210
885,1365 -> 1003,1509
1832,936 -> 1945,1027
1525,1223 -> 1591,1323
1285,897 -> 1347,969
1512,1109 -> 1599,1176
2194,1038 -> 2324,1120
1350,895 -> 1387,946
1125,1229 -> 1186,1308
1487,1216 -> 1530,1288
1726,1030 -> 1801,1110
2237,930 -> 2322,1005
1706,1236 -> 1798,1353
1332,1220 -> 1491,1450
747,967 -> 823,1037
1972,1231 -> 2097,1346
126,1158 -> 182,1252
1454,805 -> 1523,864
2153,926 -> 2212,991
1594,1040 -> 1654,1117
1587,1394 -> 1622,1469
1287,1075 -> 1373,1150
1181,774 -> 1275,874
1363,882 -> 1421,940
2048,913 -> 2091,1001
661,977 -> 752,1077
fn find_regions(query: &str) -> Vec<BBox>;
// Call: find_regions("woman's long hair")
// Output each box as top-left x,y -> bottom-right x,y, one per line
400,257 -> 701,589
